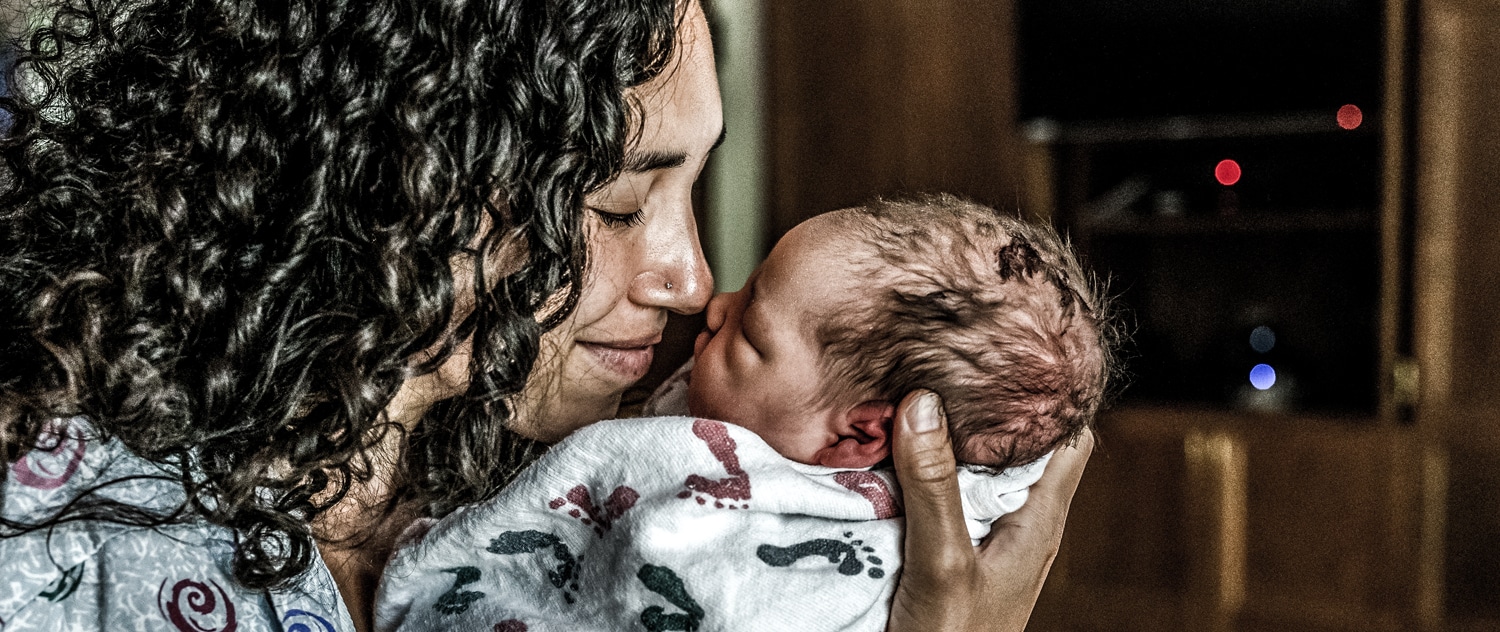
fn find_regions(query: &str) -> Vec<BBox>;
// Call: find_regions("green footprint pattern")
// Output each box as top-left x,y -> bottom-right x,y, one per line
637,564 -> 705,632
487,530 -> 580,604
756,532 -> 886,579
433,566 -> 485,615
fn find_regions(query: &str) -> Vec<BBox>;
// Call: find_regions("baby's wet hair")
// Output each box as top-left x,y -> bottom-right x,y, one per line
813,194 -> 1120,469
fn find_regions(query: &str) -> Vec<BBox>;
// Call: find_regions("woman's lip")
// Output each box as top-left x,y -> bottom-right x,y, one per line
582,334 -> 663,349
578,341 -> 656,382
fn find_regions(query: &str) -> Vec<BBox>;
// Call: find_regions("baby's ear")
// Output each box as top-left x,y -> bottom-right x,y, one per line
813,401 -> 895,469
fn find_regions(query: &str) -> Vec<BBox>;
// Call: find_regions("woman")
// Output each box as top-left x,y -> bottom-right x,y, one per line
0,0 -> 1090,631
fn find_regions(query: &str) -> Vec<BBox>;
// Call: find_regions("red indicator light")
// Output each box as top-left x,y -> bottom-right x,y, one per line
1215,159 -> 1241,186
1337,104 -> 1363,130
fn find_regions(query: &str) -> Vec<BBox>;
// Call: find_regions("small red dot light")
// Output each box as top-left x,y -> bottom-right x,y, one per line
1215,159 -> 1241,186
1337,104 -> 1363,130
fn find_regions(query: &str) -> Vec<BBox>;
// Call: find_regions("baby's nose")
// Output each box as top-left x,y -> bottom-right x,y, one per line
704,292 -> 729,334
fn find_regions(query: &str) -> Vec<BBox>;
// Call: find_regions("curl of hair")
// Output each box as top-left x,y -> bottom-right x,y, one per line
815,195 -> 1126,469
0,0 -> 680,589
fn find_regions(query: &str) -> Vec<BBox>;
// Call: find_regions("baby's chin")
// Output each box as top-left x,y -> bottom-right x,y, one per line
684,381 -> 711,420
684,381 -> 737,426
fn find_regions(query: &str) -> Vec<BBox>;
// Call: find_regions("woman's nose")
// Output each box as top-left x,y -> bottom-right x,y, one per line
632,207 -> 714,314
666,246 -> 714,314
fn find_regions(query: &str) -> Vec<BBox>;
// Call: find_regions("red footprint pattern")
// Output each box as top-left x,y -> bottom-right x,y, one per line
833,471 -> 901,519
548,484 -> 639,537
676,419 -> 751,509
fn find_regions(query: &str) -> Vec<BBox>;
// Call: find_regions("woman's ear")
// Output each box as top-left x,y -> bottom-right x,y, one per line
813,401 -> 895,469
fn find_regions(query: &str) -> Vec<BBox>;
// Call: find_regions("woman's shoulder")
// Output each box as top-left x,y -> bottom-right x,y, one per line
1,417 -> 355,631
4,416 -> 182,523
0,521 -> 352,632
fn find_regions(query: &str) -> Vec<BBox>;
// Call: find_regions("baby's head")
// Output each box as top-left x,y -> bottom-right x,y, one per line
688,194 -> 1114,471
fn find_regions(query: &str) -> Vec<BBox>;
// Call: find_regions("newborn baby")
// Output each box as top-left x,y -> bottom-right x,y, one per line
376,194 -> 1113,632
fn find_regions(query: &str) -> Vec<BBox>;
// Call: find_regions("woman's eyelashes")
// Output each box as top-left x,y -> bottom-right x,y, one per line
590,207 -> 645,228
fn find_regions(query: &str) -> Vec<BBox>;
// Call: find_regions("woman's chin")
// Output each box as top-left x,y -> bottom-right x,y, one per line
510,393 -> 623,444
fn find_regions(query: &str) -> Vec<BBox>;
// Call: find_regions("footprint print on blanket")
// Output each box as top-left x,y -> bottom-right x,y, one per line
637,564 -> 705,632
833,471 -> 900,519
549,484 -> 639,537
433,566 -> 485,615
756,532 -> 886,579
487,530 -> 581,604
676,419 -> 751,509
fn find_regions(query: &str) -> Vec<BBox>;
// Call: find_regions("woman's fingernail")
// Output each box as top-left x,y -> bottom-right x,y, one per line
909,392 -> 943,433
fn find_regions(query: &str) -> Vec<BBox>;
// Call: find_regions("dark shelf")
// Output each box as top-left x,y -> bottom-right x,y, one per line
1077,210 -> 1376,237
1045,109 -> 1383,416
1023,111 -> 1379,146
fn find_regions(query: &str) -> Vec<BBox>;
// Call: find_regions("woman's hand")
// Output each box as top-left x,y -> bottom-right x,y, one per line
887,390 -> 1094,632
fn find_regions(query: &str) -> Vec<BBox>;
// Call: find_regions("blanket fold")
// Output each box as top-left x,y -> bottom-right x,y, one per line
375,416 -> 1047,632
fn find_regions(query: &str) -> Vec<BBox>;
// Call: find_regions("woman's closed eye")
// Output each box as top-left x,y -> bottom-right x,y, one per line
590,207 -> 645,228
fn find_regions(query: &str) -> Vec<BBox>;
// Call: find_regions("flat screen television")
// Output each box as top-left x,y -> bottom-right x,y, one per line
1018,0 -> 1385,123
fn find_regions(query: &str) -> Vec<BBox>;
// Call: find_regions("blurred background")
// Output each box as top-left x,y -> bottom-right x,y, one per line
642,0 -> 1500,630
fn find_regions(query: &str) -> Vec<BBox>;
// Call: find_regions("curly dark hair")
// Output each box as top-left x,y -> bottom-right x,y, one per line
0,0 -> 682,589
815,195 -> 1123,470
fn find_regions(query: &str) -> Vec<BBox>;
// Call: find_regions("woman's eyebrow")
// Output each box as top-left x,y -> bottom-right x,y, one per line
623,150 -> 687,173
622,126 -> 726,173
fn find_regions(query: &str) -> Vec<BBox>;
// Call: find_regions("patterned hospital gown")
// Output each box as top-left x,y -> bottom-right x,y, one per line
0,417 -> 355,631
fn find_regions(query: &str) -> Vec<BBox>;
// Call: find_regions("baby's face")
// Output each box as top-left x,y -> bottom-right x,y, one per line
688,214 -> 865,462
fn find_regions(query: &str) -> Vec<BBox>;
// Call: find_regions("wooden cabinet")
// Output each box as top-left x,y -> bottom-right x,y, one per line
1413,1 -> 1500,629
761,0 -> 1500,629
1031,409 -> 1429,632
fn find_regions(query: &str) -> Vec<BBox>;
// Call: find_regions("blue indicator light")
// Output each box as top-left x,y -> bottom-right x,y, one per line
1249,364 -> 1277,390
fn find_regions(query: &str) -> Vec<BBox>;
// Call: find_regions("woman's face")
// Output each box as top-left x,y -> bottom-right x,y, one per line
509,1 -> 722,442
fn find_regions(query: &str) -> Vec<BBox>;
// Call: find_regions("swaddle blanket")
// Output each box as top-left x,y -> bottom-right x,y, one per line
375,416 -> 1049,632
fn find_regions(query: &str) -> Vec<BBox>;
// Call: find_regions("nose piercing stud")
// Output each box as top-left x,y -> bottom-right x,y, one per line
666,282 -> 673,290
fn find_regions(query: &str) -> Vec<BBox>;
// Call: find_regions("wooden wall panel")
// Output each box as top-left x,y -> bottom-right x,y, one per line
1413,1 -> 1500,415
1413,1 -> 1500,627
766,0 -> 1023,242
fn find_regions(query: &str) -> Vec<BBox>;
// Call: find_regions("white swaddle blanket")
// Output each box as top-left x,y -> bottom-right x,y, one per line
375,416 -> 1049,632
